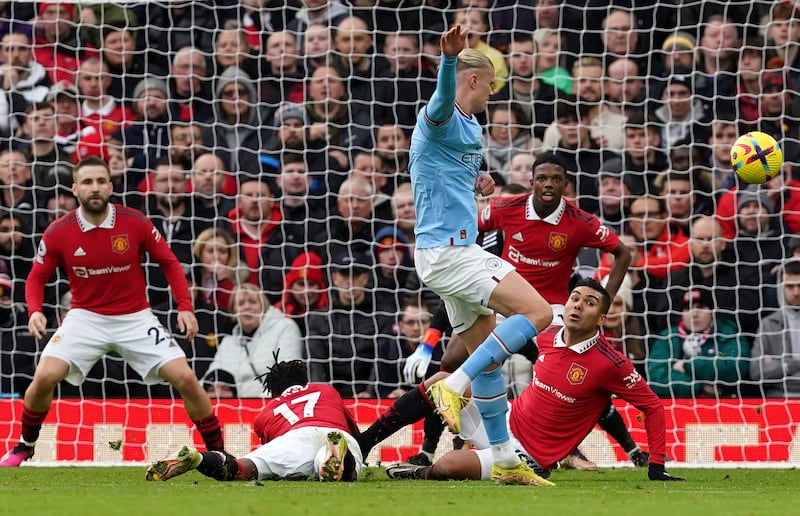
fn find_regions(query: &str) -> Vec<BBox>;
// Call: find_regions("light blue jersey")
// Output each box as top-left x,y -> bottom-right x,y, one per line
409,55 -> 485,249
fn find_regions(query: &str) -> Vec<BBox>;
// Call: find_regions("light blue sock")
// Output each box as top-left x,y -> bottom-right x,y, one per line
471,368 -> 509,446
461,314 -> 538,380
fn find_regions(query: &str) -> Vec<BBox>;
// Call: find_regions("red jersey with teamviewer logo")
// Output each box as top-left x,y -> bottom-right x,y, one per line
255,383 -> 359,444
509,325 -> 666,470
479,196 -> 619,304
25,204 -> 193,316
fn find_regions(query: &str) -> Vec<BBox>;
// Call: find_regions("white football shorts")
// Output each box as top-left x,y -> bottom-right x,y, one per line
41,308 -> 186,385
244,426 -> 363,480
415,244 -> 515,332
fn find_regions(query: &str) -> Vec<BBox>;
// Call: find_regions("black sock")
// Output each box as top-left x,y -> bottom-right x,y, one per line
421,411 -> 445,454
516,338 -> 539,362
357,384 -> 434,458
597,403 -> 637,452
196,451 -> 240,481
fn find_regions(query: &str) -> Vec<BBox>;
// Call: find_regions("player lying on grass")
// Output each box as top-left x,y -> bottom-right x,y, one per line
359,278 -> 681,482
146,358 -> 363,482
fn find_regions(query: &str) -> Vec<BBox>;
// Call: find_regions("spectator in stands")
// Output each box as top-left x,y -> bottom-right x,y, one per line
169,120 -> 207,170
542,56 -> 626,151
144,159 -> 214,308
205,283 -> 302,398
381,31 -> 437,130
191,152 -> 235,222
550,98 -> 605,214
494,33 -> 557,140
303,65 -> 373,170
532,28 -> 571,96
373,122 -> 411,192
652,74 -> 710,153
222,175 -> 281,286
351,151 -> 393,222
331,16 -> 392,123
75,57 -> 135,138
98,23 -> 143,106
168,46 -> 213,123
696,14 -> 739,101
720,35 -> 766,126
287,0 -> 349,39
750,260 -> 800,398
103,138 -> 140,207
605,57 -> 646,118
47,80 -> 82,153
602,194 -> 689,290
260,30 -> 305,109
17,102 -> 72,192
621,109 -> 669,196
506,151 -> 535,188
372,226 -> 413,303
600,273 -> 645,376
589,158 -> 627,235
259,152 -> 328,303
325,174 -> 386,264
213,19 -> 259,79
452,7 -> 508,93
114,76 -> 171,176
655,169 -> 714,236
648,288 -> 750,398
391,182 -> 416,250
766,2 -> 800,87
483,105 -> 536,177
659,32 -> 698,78
275,251 -> 329,337
598,8 -> 649,73
665,216 -> 762,338
376,300 -> 434,399
32,2 -> 96,85
759,70 -> 800,167
210,66 -> 270,173
0,149 -> 34,213
306,251 -> 394,398
707,113 -> 740,191
0,31 -> 50,135
0,210 -> 35,305
731,188 -> 790,304
140,1 -> 221,74
191,227 -> 241,313
303,23 -> 333,74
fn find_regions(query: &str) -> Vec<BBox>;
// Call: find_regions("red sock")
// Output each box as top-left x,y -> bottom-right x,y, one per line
194,414 -> 224,452
21,406 -> 49,444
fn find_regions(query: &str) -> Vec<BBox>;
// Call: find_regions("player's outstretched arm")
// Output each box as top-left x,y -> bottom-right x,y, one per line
425,25 -> 467,124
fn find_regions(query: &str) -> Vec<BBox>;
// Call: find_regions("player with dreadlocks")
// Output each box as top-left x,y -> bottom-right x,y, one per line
146,355 -> 364,482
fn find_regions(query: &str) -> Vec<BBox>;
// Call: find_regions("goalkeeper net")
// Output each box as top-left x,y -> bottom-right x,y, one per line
1,0 -> 800,466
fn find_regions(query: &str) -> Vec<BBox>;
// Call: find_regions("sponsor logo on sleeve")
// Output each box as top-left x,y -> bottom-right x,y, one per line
595,225 -> 610,241
35,240 -> 46,264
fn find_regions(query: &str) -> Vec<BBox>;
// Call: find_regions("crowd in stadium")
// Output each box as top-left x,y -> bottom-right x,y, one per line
0,0 -> 799,401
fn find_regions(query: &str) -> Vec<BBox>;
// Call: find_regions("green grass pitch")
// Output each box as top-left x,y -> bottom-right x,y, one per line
1,467 -> 797,516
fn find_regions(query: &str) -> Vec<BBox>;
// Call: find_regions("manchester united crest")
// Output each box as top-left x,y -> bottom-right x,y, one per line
548,232 -> 568,252
111,234 -> 129,254
566,362 -> 587,385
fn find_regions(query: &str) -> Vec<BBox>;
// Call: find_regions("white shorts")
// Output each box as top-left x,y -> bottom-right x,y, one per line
415,245 -> 515,332
244,426 -> 363,481
41,308 -> 186,386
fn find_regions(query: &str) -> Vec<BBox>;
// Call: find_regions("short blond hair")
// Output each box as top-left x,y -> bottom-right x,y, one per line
457,48 -> 493,73
229,283 -> 269,318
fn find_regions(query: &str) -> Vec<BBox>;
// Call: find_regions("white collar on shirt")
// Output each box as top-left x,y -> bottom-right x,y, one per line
526,195 -> 565,225
553,327 -> 600,354
76,203 -> 116,232
81,96 -> 116,117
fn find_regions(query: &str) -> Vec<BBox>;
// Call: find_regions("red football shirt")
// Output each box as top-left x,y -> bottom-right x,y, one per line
254,383 -> 359,444
479,196 -> 620,304
26,205 -> 192,315
509,325 -> 666,470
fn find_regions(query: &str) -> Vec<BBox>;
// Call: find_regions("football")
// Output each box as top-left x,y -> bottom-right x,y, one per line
730,131 -> 783,184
